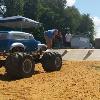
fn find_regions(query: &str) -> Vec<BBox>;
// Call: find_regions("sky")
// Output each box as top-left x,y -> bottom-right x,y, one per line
66,0 -> 100,38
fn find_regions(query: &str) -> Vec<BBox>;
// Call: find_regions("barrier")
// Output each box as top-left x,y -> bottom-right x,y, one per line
48,49 -> 100,61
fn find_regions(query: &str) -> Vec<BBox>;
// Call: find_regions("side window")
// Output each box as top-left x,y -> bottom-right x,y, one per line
11,33 -> 28,40
0,33 -> 8,40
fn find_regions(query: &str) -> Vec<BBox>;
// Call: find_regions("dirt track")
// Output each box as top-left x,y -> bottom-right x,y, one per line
0,61 -> 100,100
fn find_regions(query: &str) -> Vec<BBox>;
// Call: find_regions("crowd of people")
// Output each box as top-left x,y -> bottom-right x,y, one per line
44,29 -> 72,49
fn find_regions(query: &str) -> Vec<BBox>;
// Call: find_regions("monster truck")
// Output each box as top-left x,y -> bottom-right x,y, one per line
0,31 -> 62,78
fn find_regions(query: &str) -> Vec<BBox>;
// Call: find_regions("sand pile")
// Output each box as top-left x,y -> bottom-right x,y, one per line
0,61 -> 100,100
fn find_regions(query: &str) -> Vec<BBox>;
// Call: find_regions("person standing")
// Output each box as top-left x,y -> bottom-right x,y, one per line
65,33 -> 72,48
54,31 -> 63,48
44,29 -> 58,49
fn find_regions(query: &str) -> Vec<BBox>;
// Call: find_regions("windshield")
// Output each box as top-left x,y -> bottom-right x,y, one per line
11,33 -> 34,40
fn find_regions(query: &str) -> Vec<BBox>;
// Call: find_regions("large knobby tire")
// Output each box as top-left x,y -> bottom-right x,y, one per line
0,60 -> 5,68
41,52 -> 62,72
21,55 -> 35,77
5,53 -> 35,78
0,61 -> 2,68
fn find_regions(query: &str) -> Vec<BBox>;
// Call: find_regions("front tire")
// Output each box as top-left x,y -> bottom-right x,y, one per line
21,55 -> 34,77
41,52 -> 62,72
5,53 -> 35,78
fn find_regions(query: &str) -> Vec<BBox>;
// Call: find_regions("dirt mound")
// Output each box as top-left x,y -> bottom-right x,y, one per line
0,61 -> 100,100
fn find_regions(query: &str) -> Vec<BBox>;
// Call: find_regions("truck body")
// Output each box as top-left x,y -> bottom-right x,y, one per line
0,31 -> 40,52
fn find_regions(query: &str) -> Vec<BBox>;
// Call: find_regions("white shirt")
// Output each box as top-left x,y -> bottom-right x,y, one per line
65,33 -> 72,42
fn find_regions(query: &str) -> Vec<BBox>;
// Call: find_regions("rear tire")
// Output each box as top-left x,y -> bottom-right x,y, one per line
41,52 -> 62,72
0,60 -> 5,68
5,53 -> 35,78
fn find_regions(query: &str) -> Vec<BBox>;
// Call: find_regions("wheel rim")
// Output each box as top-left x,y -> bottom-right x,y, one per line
22,59 -> 32,74
55,57 -> 61,68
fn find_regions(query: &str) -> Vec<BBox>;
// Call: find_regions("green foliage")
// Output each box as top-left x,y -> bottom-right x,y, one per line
63,6 -> 81,34
38,0 -> 66,30
5,0 -> 24,16
77,14 -> 95,43
23,0 -> 39,20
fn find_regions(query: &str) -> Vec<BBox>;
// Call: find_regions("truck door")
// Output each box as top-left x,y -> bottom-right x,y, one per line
11,33 -> 38,52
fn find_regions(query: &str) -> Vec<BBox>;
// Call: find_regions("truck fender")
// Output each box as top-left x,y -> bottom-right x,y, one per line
38,44 -> 47,51
10,42 -> 25,51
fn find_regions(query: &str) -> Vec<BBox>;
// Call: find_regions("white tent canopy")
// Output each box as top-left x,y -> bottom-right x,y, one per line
0,16 -> 41,29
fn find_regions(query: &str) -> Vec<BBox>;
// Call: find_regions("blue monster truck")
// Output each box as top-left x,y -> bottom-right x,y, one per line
0,16 -> 62,78
0,31 -> 62,78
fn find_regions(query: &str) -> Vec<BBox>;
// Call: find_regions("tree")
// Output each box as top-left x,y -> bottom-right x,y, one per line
41,0 -> 66,13
38,0 -> 66,30
77,14 -> 95,43
63,6 -> 81,34
23,0 -> 39,20
5,0 -> 24,17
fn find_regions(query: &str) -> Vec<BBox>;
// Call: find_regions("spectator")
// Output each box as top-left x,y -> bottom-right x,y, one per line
44,29 -> 58,49
65,33 -> 72,48
54,31 -> 63,48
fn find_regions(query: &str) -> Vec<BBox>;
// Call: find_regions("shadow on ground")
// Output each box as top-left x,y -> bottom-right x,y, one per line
0,70 -> 44,82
